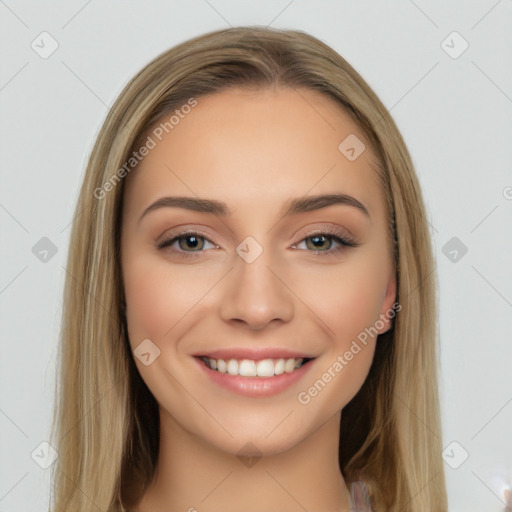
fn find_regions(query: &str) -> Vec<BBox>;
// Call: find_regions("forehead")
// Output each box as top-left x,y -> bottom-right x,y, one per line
123,87 -> 386,223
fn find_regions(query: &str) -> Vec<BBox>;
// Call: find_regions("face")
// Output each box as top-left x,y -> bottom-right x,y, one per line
120,86 -> 396,457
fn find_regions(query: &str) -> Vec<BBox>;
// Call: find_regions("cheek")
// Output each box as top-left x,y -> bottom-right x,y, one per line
122,254 -> 216,346
289,254 -> 387,406
291,258 -> 387,343
294,274 -> 382,414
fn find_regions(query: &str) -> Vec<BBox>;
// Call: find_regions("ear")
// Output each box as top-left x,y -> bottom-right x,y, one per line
377,269 -> 398,335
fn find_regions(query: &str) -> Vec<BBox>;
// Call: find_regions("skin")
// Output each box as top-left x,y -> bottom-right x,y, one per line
120,86 -> 397,512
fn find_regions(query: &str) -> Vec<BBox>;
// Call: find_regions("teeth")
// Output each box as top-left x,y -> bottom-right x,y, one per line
227,359 -> 239,375
217,359 -> 227,373
239,359 -> 257,376
256,359 -> 274,377
284,358 -> 297,373
274,358 -> 285,375
203,357 -> 306,377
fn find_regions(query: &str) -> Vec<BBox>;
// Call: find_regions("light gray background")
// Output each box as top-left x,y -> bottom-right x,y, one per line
1,1 -> 511,510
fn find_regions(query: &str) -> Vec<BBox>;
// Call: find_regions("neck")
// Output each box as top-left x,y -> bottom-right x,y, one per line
136,410 -> 351,512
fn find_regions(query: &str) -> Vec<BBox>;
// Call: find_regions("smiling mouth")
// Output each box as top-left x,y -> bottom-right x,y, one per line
198,356 -> 314,377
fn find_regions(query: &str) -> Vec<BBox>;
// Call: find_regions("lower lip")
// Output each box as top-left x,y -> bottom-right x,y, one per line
195,357 -> 314,397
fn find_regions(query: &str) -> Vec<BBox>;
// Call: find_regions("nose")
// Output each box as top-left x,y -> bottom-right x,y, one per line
218,246 -> 295,330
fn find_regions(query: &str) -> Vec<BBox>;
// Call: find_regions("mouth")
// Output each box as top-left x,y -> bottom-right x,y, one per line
193,350 -> 317,397
197,356 -> 315,377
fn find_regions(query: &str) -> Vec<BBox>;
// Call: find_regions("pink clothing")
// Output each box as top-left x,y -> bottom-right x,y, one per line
349,480 -> 374,511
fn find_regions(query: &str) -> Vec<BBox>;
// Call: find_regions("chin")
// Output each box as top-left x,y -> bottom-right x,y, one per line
197,413 -> 317,458
213,430 -> 307,460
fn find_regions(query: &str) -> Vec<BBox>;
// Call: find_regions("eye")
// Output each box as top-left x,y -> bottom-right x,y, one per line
292,230 -> 358,256
156,231 -> 217,259
156,228 -> 358,259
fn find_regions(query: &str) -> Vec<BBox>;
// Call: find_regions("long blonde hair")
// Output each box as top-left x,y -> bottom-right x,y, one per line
50,26 -> 447,511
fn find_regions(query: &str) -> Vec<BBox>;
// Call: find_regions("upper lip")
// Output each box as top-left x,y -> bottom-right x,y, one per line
193,347 -> 316,360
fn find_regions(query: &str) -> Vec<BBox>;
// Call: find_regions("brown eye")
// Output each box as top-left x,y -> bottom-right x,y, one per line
156,232 -> 216,256
293,230 -> 358,256
176,234 -> 205,251
305,234 -> 333,251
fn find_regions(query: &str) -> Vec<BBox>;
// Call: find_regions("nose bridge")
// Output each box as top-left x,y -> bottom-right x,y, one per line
219,236 -> 295,328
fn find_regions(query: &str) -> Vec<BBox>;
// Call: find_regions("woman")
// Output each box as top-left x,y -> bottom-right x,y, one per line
51,26 -> 448,511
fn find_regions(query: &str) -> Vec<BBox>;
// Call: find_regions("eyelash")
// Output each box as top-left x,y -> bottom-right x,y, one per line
156,229 -> 358,260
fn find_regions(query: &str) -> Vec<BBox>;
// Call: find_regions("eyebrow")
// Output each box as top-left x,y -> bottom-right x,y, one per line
138,193 -> 371,224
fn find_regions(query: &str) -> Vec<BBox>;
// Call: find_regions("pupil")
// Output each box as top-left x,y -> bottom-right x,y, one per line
182,236 -> 201,250
310,235 -> 329,250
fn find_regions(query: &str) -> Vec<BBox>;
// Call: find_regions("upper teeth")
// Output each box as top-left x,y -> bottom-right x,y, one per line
203,357 -> 304,377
